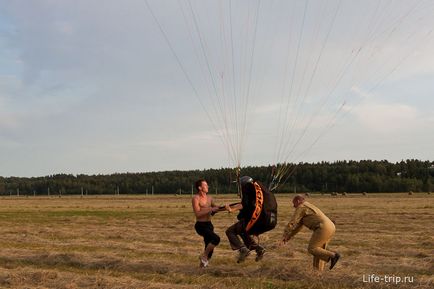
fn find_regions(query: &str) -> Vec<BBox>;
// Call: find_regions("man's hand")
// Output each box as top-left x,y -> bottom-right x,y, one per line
225,203 -> 232,213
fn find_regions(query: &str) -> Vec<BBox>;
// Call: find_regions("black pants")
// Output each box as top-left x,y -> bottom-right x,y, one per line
195,221 -> 221,259
226,220 -> 259,251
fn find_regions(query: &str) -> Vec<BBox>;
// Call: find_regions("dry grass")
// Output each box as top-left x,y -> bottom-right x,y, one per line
0,193 -> 432,289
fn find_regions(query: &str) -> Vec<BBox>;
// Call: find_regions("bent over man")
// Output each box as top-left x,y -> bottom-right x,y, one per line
281,195 -> 340,270
192,179 -> 220,268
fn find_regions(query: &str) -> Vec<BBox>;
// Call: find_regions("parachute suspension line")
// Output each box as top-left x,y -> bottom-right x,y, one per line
178,2 -> 209,94
342,0 -> 391,98
278,1 -> 385,170
187,0 -> 239,167
223,0 -> 243,171
146,0 -> 238,168
228,0 -> 244,171
362,1 -> 434,105
362,0 -> 394,45
144,1 -> 198,100
221,1 -> 244,171
271,0 -> 309,191
144,0 -> 220,138
178,1 -> 219,108
275,0 -> 309,166
228,0 -> 239,169
367,0 -> 422,45
334,0 -> 429,121
279,0 -> 337,161
286,0 -> 341,153
271,0 -> 342,191
271,2 -> 301,189
239,0 -> 261,171
276,101 -> 347,191
177,1 -> 223,131
226,0 -> 240,170
235,166 -> 241,197
305,1 -> 380,125
280,0 -> 309,152
367,29 -> 434,93
269,2 -> 353,190
283,6 -> 369,156
272,0 -> 297,171
285,0 -> 326,150
218,0 -> 235,167
287,0 -> 327,141
236,1 -> 250,169
186,2 -> 225,124
272,0 -> 397,191
297,101 -> 347,165
252,0 -> 286,118
283,101 -> 346,184
273,0 -> 434,192
270,0 -> 297,190
336,25 -> 434,135
148,1 -> 434,193
177,0 -> 236,165
350,0 -> 426,94
236,2 -> 248,166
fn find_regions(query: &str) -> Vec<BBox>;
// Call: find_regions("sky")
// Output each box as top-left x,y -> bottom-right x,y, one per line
0,0 -> 434,177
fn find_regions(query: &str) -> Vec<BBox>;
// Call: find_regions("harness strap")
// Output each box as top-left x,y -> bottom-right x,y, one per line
245,182 -> 264,233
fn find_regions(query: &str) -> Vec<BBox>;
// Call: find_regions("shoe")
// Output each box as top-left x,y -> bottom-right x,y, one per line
199,255 -> 208,268
255,246 -> 266,262
329,252 -> 340,270
237,247 -> 250,263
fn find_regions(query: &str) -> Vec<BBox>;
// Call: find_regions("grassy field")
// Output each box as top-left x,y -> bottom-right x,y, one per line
0,193 -> 432,289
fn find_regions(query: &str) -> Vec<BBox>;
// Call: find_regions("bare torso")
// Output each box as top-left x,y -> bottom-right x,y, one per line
192,193 -> 214,222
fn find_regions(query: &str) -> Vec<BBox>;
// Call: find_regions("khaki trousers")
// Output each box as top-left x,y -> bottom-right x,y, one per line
308,220 -> 336,270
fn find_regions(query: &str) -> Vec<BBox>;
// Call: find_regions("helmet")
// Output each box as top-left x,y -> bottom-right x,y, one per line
239,176 -> 253,187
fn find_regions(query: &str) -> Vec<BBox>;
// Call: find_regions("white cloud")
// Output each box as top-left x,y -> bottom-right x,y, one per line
353,100 -> 419,133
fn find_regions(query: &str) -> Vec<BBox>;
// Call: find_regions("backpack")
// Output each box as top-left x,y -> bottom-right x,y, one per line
240,181 -> 278,235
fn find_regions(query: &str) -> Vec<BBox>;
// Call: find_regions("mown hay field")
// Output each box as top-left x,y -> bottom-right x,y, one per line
0,193 -> 432,289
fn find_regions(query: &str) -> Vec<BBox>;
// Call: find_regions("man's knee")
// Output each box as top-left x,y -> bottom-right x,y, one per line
225,227 -> 231,236
212,234 -> 221,246
308,245 -> 318,255
226,224 -> 237,237
225,228 -> 233,241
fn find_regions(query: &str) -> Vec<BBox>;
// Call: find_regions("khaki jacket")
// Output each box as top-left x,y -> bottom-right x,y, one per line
283,201 -> 332,240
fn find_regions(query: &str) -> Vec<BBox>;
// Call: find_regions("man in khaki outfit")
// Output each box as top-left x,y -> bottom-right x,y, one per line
281,195 -> 340,270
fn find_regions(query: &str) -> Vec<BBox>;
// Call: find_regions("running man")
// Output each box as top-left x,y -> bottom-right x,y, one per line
192,179 -> 220,267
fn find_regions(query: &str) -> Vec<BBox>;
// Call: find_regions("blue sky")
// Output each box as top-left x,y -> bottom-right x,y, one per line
1,0 -> 434,177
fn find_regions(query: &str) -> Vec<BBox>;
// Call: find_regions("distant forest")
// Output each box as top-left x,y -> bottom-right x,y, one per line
1,159 -> 433,196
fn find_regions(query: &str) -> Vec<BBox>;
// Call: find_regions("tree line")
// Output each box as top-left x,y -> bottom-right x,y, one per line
0,159 -> 432,196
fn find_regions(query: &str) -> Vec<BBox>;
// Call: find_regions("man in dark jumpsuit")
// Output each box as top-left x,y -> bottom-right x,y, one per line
225,176 -> 268,263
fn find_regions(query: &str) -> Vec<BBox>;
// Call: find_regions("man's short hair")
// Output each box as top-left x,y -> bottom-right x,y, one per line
293,195 -> 305,203
195,179 -> 206,192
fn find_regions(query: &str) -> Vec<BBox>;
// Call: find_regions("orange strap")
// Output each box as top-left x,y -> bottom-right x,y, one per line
245,182 -> 264,232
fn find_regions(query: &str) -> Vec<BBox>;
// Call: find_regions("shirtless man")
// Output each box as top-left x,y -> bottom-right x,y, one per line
192,179 -> 221,267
